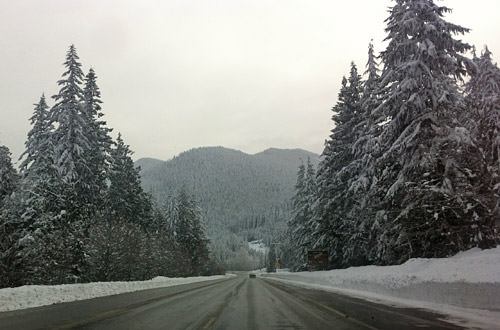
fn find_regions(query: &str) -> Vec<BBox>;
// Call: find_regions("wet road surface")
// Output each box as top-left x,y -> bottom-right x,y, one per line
0,274 -> 465,330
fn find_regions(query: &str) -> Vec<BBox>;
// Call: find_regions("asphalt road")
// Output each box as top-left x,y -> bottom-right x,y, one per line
0,274 -> 465,330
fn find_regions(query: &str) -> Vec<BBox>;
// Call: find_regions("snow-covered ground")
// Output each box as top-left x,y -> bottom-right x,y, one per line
263,247 -> 500,329
248,239 -> 268,254
0,274 -> 232,312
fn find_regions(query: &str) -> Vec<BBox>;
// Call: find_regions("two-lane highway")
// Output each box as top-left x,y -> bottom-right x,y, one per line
0,274 -> 464,330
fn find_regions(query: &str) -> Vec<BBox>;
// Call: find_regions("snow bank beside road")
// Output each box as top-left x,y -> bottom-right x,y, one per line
263,247 -> 500,328
0,274 -> 231,312
265,247 -> 500,308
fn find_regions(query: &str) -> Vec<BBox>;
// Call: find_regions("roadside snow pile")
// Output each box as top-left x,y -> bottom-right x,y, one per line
264,247 -> 500,310
0,274 -> 231,312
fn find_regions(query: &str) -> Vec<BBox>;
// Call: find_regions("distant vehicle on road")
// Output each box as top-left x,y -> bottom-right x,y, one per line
249,273 -> 256,278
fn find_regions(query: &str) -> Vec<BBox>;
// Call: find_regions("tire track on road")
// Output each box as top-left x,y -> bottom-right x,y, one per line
51,278 -> 231,330
192,276 -> 246,330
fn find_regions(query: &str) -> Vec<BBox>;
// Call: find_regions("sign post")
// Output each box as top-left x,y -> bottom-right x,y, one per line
307,250 -> 328,271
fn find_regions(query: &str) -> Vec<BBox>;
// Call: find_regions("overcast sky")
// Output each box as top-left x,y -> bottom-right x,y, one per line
1,0 -> 499,162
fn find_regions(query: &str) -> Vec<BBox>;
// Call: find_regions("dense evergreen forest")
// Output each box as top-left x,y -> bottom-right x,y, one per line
137,147 -> 319,269
0,46 -> 214,288
285,0 -> 500,270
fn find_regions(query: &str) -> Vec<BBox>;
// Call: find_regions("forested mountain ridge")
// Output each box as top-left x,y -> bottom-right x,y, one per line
136,147 -> 319,267
137,146 -> 319,232
134,158 -> 164,172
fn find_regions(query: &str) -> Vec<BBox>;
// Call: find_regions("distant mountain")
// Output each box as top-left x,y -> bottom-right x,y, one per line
136,146 -> 319,266
254,147 -> 319,166
134,157 -> 164,172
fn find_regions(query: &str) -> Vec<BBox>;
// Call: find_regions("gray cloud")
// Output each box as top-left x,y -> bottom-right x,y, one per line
1,0 -> 499,162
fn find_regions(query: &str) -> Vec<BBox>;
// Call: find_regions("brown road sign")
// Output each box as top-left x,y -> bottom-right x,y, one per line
307,250 -> 328,271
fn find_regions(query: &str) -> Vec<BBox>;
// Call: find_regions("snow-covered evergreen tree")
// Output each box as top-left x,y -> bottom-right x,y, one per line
287,163 -> 306,269
106,133 -> 152,227
17,95 -> 58,220
2,96 -> 58,286
82,68 -> 113,214
465,46 -> 500,234
342,43 -> 383,266
50,45 -> 87,180
314,63 -> 363,267
172,189 -> 210,275
287,158 -> 317,270
0,145 -> 22,287
19,95 -> 53,178
0,146 -> 18,207
369,0 -> 494,264
49,44 -> 93,222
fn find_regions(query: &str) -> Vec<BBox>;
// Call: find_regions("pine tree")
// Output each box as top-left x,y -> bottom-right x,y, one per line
106,133 -> 152,226
0,145 -> 22,287
50,45 -> 87,182
287,163 -> 306,270
149,205 -> 179,276
370,0 -> 492,264
0,146 -> 18,207
357,41 -> 382,153
82,68 -> 113,214
343,42 -> 383,266
173,189 -> 210,275
49,44 -> 92,222
19,95 -> 53,178
18,95 -> 58,220
287,158 -> 317,270
314,63 -> 363,267
465,46 -> 500,236
7,96 -> 58,286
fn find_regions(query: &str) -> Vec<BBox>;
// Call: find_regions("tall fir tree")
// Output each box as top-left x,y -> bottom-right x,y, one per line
82,68 -> 113,214
340,43 -> 384,266
0,146 -> 18,208
49,44 -> 92,222
4,96 -> 58,286
465,47 -> 500,233
19,95 -> 53,178
107,133 -> 152,227
50,45 -> 87,181
314,63 -> 363,267
288,163 -> 306,270
370,0 -> 494,264
18,95 -> 58,220
0,145 -> 22,287
287,158 -> 316,270
172,189 -> 210,275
